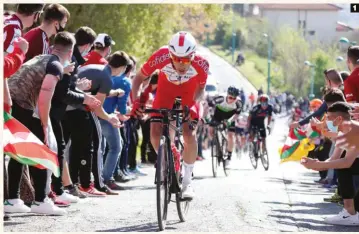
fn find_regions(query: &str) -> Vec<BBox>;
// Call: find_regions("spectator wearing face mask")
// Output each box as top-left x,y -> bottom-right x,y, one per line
24,4 -> 70,62
49,26 -> 100,201
81,33 -> 114,66
290,69 -> 343,129
302,102 -> 359,226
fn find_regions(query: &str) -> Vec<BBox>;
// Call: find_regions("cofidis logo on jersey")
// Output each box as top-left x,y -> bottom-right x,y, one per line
149,53 -> 171,68
193,56 -> 209,74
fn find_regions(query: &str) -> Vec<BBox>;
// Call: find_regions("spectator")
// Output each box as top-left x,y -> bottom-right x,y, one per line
61,26 -> 98,198
127,56 -> 147,176
4,4 -> 45,211
50,27 -> 100,201
100,51 -> 131,190
73,26 -> 97,59
24,4 -> 70,62
258,86 -> 263,96
140,72 -> 159,164
4,4 -> 44,55
5,32 -> 76,216
64,51 -> 123,196
3,37 -> 29,222
81,33 -> 114,66
302,102 -> 359,226
290,69 -> 343,129
344,46 -> 359,103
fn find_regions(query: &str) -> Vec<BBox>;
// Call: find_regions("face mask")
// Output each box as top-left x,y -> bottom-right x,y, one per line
63,60 -> 71,68
81,46 -> 91,57
56,23 -> 65,33
326,120 -> 338,133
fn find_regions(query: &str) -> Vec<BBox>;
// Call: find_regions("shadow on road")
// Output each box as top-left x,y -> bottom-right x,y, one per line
122,185 -> 155,191
4,221 -> 27,226
273,216 -> 358,232
96,221 -> 179,232
266,177 -> 293,185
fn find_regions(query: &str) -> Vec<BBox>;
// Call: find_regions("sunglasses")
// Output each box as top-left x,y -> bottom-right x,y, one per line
170,53 -> 193,65
228,96 -> 236,100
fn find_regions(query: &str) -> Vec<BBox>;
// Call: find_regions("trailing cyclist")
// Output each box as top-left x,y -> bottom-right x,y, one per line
208,86 -> 243,169
247,94 -> 273,156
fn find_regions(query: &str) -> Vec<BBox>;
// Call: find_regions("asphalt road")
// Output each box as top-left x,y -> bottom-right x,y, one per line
4,47 -> 358,232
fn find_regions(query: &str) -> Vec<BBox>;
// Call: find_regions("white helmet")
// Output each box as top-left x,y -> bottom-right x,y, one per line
168,31 -> 197,57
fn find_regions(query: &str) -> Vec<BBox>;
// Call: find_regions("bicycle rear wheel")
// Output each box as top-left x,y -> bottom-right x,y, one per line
211,137 -> 219,178
260,142 -> 269,171
248,142 -> 258,169
156,136 -> 169,231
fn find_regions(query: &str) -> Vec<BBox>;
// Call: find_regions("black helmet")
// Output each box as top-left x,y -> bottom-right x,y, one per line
227,86 -> 239,97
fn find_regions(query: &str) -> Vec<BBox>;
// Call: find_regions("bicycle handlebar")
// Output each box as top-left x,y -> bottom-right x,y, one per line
144,106 -> 197,130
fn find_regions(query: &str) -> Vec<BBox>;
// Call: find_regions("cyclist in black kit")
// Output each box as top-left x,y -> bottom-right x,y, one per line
247,94 -> 273,151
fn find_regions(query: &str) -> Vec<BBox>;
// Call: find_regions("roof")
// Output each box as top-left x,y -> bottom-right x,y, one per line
336,21 -> 354,32
257,4 -> 342,11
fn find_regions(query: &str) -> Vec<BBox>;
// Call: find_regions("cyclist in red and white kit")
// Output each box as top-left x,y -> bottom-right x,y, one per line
131,31 -> 209,199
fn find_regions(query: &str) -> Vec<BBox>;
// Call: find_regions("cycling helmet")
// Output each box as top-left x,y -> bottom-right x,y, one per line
310,98 -> 323,109
227,86 -> 240,97
168,31 -> 197,57
259,94 -> 269,103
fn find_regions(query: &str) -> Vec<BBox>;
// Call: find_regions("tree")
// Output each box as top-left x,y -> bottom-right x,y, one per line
273,26 -> 311,96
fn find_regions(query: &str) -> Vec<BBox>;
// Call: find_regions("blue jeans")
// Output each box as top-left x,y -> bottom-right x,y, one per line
100,119 -> 122,182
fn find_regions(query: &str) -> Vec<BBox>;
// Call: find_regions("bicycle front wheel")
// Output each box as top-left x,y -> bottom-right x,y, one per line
260,142 -> 269,171
211,137 -> 219,177
248,142 -> 258,169
222,138 -> 229,177
156,136 -> 169,231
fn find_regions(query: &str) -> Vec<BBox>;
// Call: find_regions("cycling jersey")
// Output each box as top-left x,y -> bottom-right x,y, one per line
208,94 -> 242,132
249,104 -> 273,126
140,46 -> 209,118
209,95 -> 242,120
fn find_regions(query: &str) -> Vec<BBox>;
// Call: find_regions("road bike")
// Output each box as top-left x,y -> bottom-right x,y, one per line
145,104 -> 195,231
248,126 -> 269,171
210,121 -> 230,177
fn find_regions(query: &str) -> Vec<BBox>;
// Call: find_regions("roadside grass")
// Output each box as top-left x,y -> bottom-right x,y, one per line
208,45 -> 283,93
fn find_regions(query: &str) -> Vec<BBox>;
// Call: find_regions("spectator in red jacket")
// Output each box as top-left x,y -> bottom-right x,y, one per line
81,33 -> 115,66
4,4 -> 44,55
24,4 -> 70,62
344,46 -> 359,103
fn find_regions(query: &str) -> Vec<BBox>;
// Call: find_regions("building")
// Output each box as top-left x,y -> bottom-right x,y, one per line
255,4 -> 342,43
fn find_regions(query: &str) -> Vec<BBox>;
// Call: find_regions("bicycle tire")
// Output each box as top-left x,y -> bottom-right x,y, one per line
211,137 -> 219,178
248,142 -> 258,169
176,192 -> 190,222
156,136 -> 169,231
175,143 -> 191,222
260,143 -> 269,171
222,138 -> 229,177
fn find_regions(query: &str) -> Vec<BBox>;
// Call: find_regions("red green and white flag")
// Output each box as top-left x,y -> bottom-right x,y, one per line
3,111 -> 60,177
279,128 -> 309,162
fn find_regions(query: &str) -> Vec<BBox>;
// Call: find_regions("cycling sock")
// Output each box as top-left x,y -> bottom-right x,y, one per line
227,151 -> 232,160
182,162 -> 194,187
